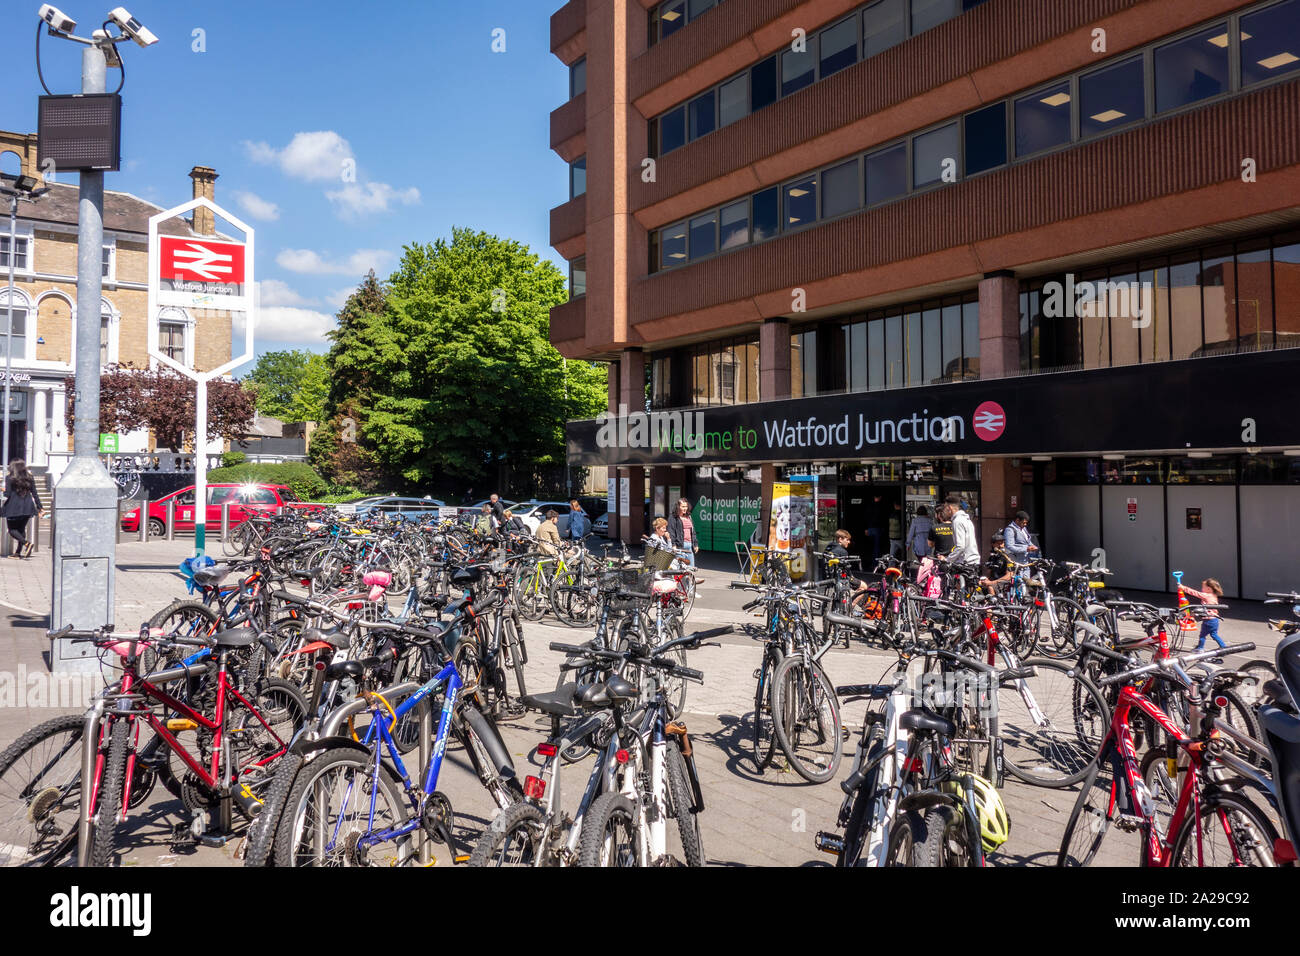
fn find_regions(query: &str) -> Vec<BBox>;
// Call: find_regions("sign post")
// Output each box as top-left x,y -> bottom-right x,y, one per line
147,198 -> 255,555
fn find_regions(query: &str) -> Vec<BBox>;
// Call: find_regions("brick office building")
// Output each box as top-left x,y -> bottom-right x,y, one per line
551,0 -> 1300,598
0,129 -> 231,474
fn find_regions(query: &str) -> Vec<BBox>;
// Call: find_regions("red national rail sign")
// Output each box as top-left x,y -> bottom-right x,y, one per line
158,236 -> 245,284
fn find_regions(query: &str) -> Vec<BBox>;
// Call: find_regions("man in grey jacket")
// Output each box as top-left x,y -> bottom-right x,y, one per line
946,495 -> 980,566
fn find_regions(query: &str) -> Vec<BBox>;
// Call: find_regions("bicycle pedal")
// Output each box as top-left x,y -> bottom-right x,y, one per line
197,832 -> 229,848
1115,814 -> 1144,833
453,854 -> 471,865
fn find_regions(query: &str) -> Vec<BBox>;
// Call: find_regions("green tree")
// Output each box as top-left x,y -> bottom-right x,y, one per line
245,349 -> 329,422
322,229 -> 605,492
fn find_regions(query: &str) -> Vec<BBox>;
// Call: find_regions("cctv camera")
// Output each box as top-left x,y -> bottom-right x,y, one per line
107,6 -> 158,47
38,4 -> 76,33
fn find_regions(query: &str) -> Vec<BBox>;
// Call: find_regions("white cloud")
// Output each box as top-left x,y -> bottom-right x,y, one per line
325,285 -> 357,309
243,131 -> 355,182
256,279 -> 314,307
276,248 -> 394,276
233,190 -> 281,221
236,306 -> 336,343
325,182 -> 421,220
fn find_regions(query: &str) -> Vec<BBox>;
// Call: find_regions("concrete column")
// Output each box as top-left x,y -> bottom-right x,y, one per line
978,270 -> 1023,546
760,317 -> 791,401
615,349 -> 645,543
32,388 -> 47,467
618,465 -> 645,545
617,347 -> 644,412
977,271 -> 1020,381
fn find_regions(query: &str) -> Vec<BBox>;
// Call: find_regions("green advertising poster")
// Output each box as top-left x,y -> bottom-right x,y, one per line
711,487 -> 739,553
690,487 -> 714,551
739,483 -> 762,547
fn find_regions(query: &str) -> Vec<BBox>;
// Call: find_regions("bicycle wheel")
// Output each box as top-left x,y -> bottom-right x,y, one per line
272,747 -> 412,867
837,721 -> 884,868
578,792 -> 641,867
1000,658 -> 1108,788
89,718 -> 130,868
515,565 -> 549,622
1056,760 -> 1120,866
243,750 -> 303,867
223,520 -> 251,557
0,713 -> 86,867
501,617 -> 528,700
770,656 -> 842,784
1140,747 -> 1180,842
1038,597 -> 1089,659
469,801 -> 548,867
664,743 -> 704,866
547,568 -> 579,625
1169,790 -> 1286,868
749,647 -> 781,773
884,809 -> 924,866
915,804 -> 978,867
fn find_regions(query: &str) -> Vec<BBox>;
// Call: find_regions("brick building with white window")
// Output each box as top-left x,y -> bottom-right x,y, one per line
0,128 -> 232,474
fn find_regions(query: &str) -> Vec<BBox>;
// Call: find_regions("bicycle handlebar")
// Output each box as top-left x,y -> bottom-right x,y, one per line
1097,642 -> 1257,688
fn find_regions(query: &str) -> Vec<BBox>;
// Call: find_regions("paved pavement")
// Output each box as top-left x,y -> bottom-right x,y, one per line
0,542 -> 1287,867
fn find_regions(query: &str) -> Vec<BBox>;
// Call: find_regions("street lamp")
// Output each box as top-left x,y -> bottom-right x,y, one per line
1,175 -> 48,479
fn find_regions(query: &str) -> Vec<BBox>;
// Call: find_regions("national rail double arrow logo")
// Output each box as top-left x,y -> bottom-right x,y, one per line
972,401 -> 1007,441
159,236 -> 246,284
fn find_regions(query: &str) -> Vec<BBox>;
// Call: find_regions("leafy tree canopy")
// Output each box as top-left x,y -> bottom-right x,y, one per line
244,349 -> 329,423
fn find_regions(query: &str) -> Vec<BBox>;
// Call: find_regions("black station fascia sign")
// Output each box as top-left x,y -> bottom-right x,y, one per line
566,351 -> 1300,466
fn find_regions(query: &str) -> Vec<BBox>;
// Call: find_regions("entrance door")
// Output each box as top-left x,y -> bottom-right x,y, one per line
7,421 -> 26,464
837,488 -> 871,564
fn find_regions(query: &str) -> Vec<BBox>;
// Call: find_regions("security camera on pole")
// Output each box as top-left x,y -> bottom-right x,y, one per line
35,5 -> 157,671
147,200 -> 255,555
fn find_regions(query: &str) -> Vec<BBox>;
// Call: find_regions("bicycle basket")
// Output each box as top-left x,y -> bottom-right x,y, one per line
643,546 -> 677,572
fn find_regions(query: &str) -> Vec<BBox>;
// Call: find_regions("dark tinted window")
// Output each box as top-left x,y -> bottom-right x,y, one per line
660,106 -> 686,155
964,102 -> 1006,174
751,56 -> 779,112
865,143 -> 907,204
1154,25 -> 1230,113
821,159 -> 860,218
1080,56 -> 1145,137
689,211 -> 717,260
1242,0 -> 1300,86
719,200 -> 749,250
864,0 -> 906,56
752,187 -> 780,241
911,0 -> 955,33
689,90 -> 716,140
661,222 -> 687,268
1015,83 -> 1071,157
659,1 -> 685,38
820,18 -> 859,79
784,176 -> 817,230
782,41 -> 817,97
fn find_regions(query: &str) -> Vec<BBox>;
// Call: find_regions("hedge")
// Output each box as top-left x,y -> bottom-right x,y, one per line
205,462 -> 329,501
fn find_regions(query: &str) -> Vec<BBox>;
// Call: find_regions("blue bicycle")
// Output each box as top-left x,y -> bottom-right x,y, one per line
266,619 -> 521,866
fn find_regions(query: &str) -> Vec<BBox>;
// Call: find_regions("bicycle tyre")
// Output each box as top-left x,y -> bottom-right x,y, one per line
469,801 -> 548,867
272,747 -> 412,867
242,751 -> 303,867
89,718 -> 130,868
884,809 -> 924,866
1056,760 -> 1117,867
664,743 -> 704,866
0,712 -> 86,867
1000,657 -> 1108,788
578,792 -> 641,867
838,721 -> 884,867
915,804 -> 978,867
750,647 -> 781,773
770,656 -> 842,784
502,617 -> 528,701
1039,597 -> 1089,659
1168,789 -> 1286,867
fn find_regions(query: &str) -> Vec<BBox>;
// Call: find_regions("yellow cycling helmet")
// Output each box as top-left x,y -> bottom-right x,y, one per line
943,774 -> 1010,853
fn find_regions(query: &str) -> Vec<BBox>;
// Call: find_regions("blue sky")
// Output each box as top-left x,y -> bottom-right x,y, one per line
0,0 -> 568,370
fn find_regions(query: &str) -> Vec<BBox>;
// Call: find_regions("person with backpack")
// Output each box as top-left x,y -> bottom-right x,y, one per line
3,460 -> 43,558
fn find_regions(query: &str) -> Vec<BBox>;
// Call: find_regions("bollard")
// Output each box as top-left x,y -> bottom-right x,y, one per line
137,497 -> 150,542
31,512 -> 41,554
115,502 -> 122,545
221,502 -> 231,542
166,498 -> 176,541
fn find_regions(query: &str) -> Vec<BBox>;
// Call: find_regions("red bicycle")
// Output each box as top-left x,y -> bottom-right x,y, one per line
1057,638 -> 1289,866
51,623 -> 309,867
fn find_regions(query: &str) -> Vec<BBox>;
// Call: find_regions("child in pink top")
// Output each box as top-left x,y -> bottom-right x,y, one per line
1182,578 -> 1227,650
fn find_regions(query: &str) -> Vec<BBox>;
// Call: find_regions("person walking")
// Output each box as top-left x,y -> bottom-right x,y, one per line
1003,510 -> 1039,564
566,498 -> 589,541
887,501 -> 903,559
927,503 -> 955,558
906,505 -> 933,560
668,498 -> 700,570
489,494 -> 506,525
535,509 -> 563,557
1184,577 -> 1229,652
947,494 -> 981,566
3,460 -> 43,558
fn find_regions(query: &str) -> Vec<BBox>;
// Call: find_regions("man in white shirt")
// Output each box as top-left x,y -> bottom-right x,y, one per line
946,495 -> 980,566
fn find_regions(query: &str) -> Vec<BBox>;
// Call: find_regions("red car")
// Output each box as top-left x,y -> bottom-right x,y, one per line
120,483 -> 322,536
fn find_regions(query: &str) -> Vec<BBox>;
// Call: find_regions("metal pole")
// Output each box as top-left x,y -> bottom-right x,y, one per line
166,498 -> 175,540
194,383 -> 207,554
220,500 -> 229,542
137,496 -> 149,542
2,194 -> 16,480
51,44 -> 119,671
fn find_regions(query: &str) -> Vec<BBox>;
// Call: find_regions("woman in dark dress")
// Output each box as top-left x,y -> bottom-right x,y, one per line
3,459 -> 43,558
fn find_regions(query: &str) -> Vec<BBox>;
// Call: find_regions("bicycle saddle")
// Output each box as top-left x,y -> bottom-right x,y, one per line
451,566 -> 485,587
291,567 -> 325,580
193,564 -> 233,587
213,627 -> 257,648
522,683 -> 581,718
898,708 -> 956,737
325,659 -> 365,682
578,675 -> 640,709
303,625 -> 350,649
